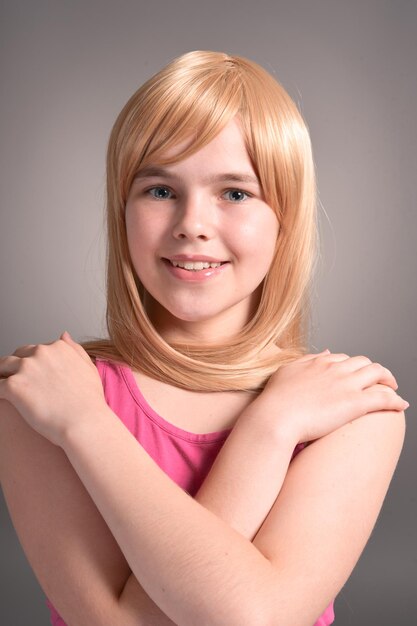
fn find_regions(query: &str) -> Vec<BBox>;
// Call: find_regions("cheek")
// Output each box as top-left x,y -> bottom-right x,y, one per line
236,214 -> 279,260
125,209 -> 150,273
126,208 -> 155,253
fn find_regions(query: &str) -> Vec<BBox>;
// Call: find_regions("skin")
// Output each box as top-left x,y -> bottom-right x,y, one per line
0,118 -> 408,625
125,118 -> 279,344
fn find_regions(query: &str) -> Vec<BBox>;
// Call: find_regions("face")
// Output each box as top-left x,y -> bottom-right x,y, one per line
125,118 -> 279,343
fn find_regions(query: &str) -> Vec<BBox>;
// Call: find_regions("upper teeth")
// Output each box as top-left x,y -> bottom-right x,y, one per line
170,260 -> 222,270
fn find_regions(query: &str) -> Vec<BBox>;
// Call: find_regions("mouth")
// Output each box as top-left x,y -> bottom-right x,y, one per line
163,258 -> 228,272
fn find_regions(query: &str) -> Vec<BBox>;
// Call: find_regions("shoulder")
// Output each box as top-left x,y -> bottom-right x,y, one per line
93,357 -> 130,390
0,398 -> 81,503
292,409 -> 406,506
306,408 -> 406,470
0,398 -> 131,624
252,410 -> 405,619
272,408 -> 405,520
0,399 -> 37,480
252,385 -> 406,525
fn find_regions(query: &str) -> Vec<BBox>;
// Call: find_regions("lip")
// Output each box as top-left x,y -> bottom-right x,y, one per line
162,257 -> 229,282
164,254 -> 227,263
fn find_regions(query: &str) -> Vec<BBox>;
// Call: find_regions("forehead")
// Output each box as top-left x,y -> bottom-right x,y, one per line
146,118 -> 256,176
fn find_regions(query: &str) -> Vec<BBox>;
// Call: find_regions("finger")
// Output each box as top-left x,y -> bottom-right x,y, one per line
337,356 -> 398,389
0,355 -> 21,378
12,344 -> 37,358
322,353 -> 350,363
0,377 -> 11,401
60,332 -> 93,365
371,383 -> 397,392
336,355 -> 372,371
352,362 -> 398,390
363,386 -> 409,413
296,349 -> 331,363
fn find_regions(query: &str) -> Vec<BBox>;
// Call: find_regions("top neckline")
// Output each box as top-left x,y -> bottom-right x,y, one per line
116,361 -> 232,444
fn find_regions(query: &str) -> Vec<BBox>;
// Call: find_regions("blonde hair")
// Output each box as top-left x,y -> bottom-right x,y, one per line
83,50 -> 317,391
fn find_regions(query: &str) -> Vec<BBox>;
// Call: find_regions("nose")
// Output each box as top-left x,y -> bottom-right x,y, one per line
171,193 -> 216,241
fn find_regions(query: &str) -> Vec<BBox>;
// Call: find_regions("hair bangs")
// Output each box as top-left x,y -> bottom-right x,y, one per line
118,55 -> 244,202
84,51 -> 317,392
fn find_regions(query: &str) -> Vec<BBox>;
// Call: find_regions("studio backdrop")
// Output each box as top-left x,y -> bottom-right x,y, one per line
1,1 -> 416,625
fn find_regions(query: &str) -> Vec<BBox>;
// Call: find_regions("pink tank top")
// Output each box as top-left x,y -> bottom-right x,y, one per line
47,359 -> 335,625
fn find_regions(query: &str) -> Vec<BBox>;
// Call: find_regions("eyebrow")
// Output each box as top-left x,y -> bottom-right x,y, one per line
134,166 -> 260,186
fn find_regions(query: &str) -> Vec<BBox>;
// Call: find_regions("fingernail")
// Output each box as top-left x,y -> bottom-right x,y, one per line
403,401 -> 410,409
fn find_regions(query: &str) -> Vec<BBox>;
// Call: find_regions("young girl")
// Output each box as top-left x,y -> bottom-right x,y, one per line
0,51 -> 407,626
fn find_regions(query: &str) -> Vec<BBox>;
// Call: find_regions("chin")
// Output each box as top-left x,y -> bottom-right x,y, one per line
148,294 -> 253,330
171,309 -> 220,323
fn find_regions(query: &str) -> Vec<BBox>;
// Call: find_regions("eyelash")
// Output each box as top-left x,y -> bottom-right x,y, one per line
223,189 -> 251,203
147,186 -> 174,200
145,186 -> 252,203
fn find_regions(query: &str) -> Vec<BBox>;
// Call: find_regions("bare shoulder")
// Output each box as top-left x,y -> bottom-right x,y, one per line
0,398 -> 130,625
304,407 -> 406,472
253,410 -> 406,622
0,398 -> 73,486
308,408 -> 406,497
0,398 -> 48,480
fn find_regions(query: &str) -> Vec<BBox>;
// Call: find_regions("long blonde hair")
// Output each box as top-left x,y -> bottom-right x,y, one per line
83,50 -> 317,391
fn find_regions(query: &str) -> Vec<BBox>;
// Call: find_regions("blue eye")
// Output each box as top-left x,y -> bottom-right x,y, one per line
148,186 -> 173,200
224,189 -> 249,202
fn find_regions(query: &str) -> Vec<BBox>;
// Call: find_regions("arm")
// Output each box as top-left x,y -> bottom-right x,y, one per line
0,338 -> 408,620
118,404 -> 300,621
0,399 -> 133,626
0,383 -> 302,626
1,398 -> 405,626
59,402 -> 405,626
0,398 -> 236,626
0,373 -> 304,626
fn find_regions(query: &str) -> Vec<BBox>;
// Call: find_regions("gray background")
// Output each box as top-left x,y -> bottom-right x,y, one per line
1,0 -> 416,624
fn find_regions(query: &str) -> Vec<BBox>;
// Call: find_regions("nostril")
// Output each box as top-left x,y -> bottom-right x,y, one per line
172,218 -> 214,241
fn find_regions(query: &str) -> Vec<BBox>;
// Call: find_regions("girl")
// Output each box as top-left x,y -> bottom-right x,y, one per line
0,51 -> 407,626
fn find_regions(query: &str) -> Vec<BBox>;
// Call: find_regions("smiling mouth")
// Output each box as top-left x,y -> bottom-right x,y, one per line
165,259 -> 227,271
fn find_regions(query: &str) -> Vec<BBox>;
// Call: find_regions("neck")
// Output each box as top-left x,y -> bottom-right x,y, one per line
143,293 -> 260,346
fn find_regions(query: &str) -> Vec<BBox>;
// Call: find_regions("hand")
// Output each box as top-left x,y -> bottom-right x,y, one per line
252,351 -> 409,443
0,332 -> 108,446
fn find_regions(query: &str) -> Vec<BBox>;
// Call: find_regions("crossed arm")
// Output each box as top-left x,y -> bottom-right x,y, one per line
0,340 -> 407,625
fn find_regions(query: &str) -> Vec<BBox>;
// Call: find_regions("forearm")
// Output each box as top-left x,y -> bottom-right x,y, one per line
117,403 -> 298,623
63,407 -> 280,626
195,400 -> 298,538
116,575 -> 178,626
